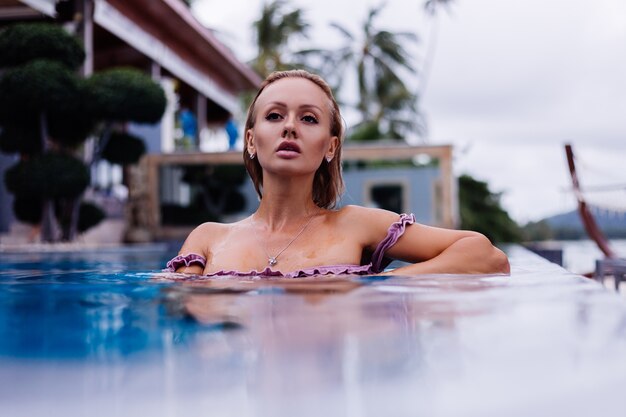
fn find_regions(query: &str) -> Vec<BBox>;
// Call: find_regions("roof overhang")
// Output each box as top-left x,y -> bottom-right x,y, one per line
0,0 -> 54,19
21,0 -> 55,15
94,0 -> 261,115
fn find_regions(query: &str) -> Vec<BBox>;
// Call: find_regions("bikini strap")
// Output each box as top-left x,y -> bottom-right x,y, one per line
165,253 -> 207,272
370,213 -> 416,273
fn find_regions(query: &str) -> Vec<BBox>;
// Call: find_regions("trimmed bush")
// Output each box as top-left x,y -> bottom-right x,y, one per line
77,202 -> 106,233
0,60 -> 81,125
13,196 -> 43,225
48,80 -> 97,147
0,23 -> 85,70
5,153 -> 90,199
161,203 -> 218,226
86,68 -> 166,123
101,132 -> 146,165
0,123 -> 42,154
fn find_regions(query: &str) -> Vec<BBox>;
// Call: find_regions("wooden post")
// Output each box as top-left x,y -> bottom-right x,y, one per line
196,93 -> 207,149
565,144 -> 616,259
438,146 -> 456,229
81,0 -> 94,77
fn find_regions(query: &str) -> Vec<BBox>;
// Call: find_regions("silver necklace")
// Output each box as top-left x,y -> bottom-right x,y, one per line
255,214 -> 317,267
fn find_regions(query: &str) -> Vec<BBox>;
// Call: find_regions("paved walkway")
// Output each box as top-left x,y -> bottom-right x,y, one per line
0,219 -> 126,250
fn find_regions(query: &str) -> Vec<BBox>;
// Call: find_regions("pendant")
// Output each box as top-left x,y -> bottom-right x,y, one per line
268,257 -> 277,266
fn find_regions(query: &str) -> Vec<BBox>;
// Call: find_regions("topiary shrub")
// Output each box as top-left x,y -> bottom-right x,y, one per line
5,153 -> 90,199
86,68 -> 167,124
101,132 -> 146,165
77,202 -> 106,233
0,59 -> 81,126
0,24 -> 166,241
0,123 -> 42,154
0,23 -> 85,70
48,80 -> 97,147
13,197 -> 105,233
12,196 -> 43,225
0,23 -> 118,241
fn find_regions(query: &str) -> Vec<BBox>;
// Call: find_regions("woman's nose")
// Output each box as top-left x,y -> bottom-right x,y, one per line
282,115 -> 297,138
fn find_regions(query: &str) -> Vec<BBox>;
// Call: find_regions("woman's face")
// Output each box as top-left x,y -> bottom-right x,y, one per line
246,77 -> 339,178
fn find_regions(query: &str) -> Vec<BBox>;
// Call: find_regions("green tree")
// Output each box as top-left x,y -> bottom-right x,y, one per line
251,0 -> 310,77
0,22 -> 85,69
420,0 -> 455,97
0,23 -> 165,242
86,67 -> 165,166
458,174 -> 521,243
0,24 -> 95,242
521,220 -> 554,241
424,0 -> 455,14
309,4 -> 420,141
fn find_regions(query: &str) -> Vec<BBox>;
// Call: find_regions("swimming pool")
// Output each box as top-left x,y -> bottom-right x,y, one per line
1,245 -> 626,417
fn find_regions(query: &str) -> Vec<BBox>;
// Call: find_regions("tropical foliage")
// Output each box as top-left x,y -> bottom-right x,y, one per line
324,4 -> 421,141
0,22 -> 85,69
86,67 -> 166,168
458,174 -> 521,243
251,0 -> 310,77
0,24 -> 94,242
424,0 -> 455,15
0,23 -> 165,242
250,1 -> 424,141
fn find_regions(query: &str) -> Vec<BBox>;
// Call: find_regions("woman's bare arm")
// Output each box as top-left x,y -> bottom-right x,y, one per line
354,207 -> 510,275
383,225 -> 510,275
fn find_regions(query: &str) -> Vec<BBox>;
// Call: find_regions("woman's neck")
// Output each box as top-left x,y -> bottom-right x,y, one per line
254,174 -> 321,231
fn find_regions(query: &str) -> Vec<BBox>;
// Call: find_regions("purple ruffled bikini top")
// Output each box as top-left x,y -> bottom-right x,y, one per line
165,213 -> 416,278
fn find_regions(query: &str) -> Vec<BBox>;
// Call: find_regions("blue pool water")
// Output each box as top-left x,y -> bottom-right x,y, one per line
2,246 -> 626,417
0,247 -> 388,361
0,247 -> 194,360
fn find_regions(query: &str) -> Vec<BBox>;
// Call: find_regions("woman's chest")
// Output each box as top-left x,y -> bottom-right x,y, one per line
203,227 -> 365,274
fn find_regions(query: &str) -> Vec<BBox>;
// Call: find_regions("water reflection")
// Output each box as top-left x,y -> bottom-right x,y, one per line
3,249 -> 626,417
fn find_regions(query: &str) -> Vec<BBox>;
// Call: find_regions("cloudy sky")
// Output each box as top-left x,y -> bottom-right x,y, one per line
192,0 -> 626,223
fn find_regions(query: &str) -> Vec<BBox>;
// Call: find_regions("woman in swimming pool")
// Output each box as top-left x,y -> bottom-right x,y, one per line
167,70 -> 510,277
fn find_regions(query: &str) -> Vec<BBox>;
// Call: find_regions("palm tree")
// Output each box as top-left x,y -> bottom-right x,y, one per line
251,0 -> 310,77
318,3 -> 422,141
424,0 -> 454,15
420,0 -> 455,97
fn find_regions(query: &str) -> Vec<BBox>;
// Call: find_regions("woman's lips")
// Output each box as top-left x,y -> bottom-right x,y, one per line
276,141 -> 301,157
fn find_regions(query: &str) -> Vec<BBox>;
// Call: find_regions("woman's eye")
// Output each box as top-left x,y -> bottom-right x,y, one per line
265,112 -> 282,120
302,115 -> 318,124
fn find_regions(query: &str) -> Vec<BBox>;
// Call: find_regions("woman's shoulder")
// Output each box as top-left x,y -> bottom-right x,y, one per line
188,221 -> 229,238
178,218 -> 246,258
178,221 -> 232,255
334,205 -> 407,242
335,205 -> 404,225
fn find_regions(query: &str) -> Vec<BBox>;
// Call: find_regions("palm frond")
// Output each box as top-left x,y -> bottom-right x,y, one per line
424,0 -> 454,16
329,22 -> 355,41
371,31 -> 416,72
279,9 -> 310,40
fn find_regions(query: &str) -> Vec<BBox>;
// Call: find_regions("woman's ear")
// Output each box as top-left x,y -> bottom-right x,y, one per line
326,136 -> 339,161
246,129 -> 256,155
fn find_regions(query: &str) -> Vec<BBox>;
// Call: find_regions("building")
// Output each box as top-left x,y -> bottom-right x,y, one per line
142,143 -> 458,241
0,0 -> 261,238
0,1 -> 458,245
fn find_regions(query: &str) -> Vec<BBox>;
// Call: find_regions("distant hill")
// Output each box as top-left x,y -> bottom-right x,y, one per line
539,207 -> 626,239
